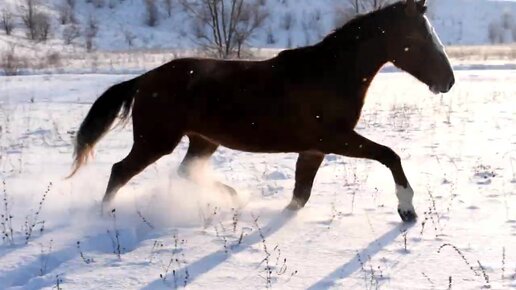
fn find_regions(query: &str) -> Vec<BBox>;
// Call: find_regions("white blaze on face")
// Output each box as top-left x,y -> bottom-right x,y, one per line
423,15 -> 446,56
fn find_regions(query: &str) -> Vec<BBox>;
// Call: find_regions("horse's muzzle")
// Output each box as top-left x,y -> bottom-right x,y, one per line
430,75 -> 455,94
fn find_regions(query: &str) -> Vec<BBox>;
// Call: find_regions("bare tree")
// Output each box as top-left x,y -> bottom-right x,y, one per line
1,9 -> 15,35
349,0 -> 363,14
181,0 -> 268,59
20,0 -> 51,41
20,0 -> 38,40
144,0 -> 159,27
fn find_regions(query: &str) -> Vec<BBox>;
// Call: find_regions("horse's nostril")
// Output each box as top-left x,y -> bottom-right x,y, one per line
448,77 -> 455,90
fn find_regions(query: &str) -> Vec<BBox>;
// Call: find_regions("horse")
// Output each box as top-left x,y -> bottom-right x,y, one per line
68,0 -> 454,223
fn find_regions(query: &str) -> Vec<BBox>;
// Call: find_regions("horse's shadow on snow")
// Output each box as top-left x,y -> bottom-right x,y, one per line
307,222 -> 415,290
0,223 -> 146,289
143,209 -> 298,290
144,209 -> 414,289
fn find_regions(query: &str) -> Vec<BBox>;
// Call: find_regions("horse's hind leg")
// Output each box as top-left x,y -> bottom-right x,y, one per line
287,152 -> 325,210
178,135 -> 237,197
102,136 -> 182,211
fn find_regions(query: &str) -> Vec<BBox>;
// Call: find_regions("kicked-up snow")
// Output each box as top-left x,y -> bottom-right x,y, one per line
0,68 -> 515,289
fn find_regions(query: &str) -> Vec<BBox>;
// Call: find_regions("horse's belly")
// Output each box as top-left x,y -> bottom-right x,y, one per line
189,119 -> 316,153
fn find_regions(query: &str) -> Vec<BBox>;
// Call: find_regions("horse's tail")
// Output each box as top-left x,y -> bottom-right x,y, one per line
67,77 -> 138,178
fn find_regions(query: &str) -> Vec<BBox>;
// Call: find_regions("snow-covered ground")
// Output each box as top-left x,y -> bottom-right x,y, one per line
0,66 -> 514,289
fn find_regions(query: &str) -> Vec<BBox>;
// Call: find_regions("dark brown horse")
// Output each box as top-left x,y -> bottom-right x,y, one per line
69,0 -> 454,222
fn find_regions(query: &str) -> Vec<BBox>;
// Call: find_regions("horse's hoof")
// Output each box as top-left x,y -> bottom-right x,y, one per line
215,182 -> 238,196
398,208 -> 417,223
285,199 -> 305,211
100,201 -> 114,218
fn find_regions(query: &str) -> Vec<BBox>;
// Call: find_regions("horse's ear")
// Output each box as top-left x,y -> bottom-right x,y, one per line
417,0 -> 427,6
405,0 -> 417,17
417,0 -> 427,13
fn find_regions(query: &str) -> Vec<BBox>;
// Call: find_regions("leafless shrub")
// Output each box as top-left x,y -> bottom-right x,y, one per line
438,243 -> 481,277
46,52 -> 61,67
181,0 -> 268,59
280,12 -> 294,31
108,0 -> 118,9
365,0 -> 393,11
488,21 -> 503,44
85,16 -> 99,52
77,241 -> 94,264
107,209 -> 122,259
24,182 -> 52,244
502,10 -> 514,30
334,0 -> 394,29
32,12 -> 51,41
155,233 -> 190,287
1,9 -> 15,35
144,0 -> 159,27
63,24 -> 81,45
348,0 -> 362,14
1,180 -> 15,245
123,28 -> 137,47
55,274 -> 63,290
58,0 -> 75,25
163,0 -> 173,17
39,239 -> 54,275
252,215 -> 297,288
93,0 -> 105,8
1,45 -> 26,76
266,27 -> 275,44
347,0 -> 394,15
334,6 -> 355,28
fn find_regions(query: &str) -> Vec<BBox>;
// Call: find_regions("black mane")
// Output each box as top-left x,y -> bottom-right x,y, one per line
276,1 -> 406,64
320,1 -> 405,47
275,2 -> 406,79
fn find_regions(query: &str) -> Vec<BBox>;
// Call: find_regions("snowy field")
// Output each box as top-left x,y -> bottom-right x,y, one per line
0,67 -> 515,289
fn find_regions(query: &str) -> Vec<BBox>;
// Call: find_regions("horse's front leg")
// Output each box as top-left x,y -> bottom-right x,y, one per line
323,131 -> 417,223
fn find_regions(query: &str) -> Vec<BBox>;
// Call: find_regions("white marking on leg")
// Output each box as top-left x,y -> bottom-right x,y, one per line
396,184 -> 414,212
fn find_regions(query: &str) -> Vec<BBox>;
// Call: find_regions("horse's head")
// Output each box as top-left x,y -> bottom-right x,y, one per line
386,0 -> 454,94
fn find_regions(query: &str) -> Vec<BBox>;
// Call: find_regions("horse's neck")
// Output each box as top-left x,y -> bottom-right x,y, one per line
314,21 -> 390,106
275,17 -> 389,90
325,21 -> 389,82
352,37 -> 388,85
